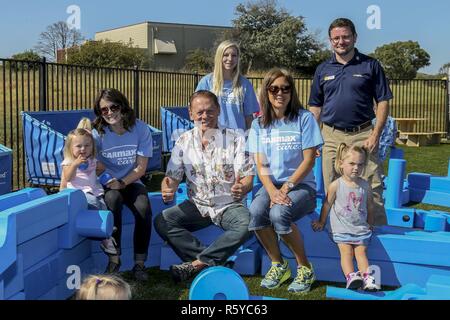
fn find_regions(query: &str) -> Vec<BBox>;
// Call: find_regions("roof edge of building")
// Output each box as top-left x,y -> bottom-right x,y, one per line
96,21 -> 232,34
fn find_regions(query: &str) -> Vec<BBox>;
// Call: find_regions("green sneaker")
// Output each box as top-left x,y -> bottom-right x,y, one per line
260,259 -> 291,289
288,263 -> 315,294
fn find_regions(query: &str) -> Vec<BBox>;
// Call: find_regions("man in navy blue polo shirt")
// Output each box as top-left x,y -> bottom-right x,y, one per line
308,18 -> 393,226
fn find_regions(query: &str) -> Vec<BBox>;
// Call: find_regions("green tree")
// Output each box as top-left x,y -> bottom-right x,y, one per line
66,40 -> 151,69
230,0 -> 324,74
10,50 -> 41,70
183,48 -> 214,73
35,21 -> 84,61
439,62 -> 450,75
371,41 -> 430,79
11,50 -> 41,62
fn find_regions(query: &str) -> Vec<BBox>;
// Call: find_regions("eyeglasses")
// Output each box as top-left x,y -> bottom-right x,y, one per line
330,35 -> 353,44
267,85 -> 292,94
100,104 -> 121,116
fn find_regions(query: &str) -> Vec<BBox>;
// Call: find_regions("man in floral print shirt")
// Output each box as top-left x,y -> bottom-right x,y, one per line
154,90 -> 255,282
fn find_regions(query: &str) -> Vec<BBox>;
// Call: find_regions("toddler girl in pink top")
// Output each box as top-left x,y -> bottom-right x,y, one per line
60,118 -> 117,255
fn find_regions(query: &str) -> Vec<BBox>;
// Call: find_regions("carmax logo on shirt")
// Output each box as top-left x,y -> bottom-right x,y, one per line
101,149 -> 136,159
261,135 -> 296,144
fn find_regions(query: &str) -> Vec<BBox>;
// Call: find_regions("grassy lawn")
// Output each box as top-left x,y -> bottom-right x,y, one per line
123,143 -> 450,300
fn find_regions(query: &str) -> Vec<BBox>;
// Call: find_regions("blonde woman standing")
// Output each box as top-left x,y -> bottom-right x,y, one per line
195,40 -> 259,130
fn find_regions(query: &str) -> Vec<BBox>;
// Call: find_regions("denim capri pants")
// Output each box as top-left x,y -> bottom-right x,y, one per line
249,183 -> 316,235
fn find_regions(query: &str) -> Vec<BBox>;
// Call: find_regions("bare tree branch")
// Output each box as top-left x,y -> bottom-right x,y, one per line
35,21 -> 84,61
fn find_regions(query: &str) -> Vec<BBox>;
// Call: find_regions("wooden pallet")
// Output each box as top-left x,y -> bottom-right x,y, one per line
396,132 -> 444,147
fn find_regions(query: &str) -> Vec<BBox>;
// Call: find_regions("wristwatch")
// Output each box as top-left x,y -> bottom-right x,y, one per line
285,181 -> 295,191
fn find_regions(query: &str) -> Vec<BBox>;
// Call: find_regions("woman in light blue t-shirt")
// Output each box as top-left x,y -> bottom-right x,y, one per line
92,88 -> 152,282
248,68 -> 323,294
195,40 -> 259,131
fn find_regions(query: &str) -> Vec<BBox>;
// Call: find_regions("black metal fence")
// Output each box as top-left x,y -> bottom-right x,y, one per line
1,57 -> 449,190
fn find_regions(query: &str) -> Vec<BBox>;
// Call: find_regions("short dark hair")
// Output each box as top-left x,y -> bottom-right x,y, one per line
189,90 -> 220,110
328,18 -> 357,37
92,88 -> 136,134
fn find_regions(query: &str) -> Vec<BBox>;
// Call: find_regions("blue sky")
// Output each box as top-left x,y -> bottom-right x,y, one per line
1,0 -> 448,74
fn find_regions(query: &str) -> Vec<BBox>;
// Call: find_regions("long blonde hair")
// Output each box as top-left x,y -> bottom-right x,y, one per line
335,143 -> 368,176
212,40 -> 243,102
63,117 -> 96,162
76,274 -> 132,300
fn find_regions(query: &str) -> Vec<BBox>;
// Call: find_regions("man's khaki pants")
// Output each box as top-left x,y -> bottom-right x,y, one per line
321,123 -> 387,226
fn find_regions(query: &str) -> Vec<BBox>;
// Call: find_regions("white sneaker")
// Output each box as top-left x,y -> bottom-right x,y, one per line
345,271 -> 364,290
100,237 -> 118,255
363,274 -> 381,291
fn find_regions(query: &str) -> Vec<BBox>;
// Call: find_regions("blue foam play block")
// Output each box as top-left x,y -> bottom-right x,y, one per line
57,189 -> 88,249
7,291 -> 25,300
231,243 -> 262,275
326,283 -> 425,300
385,207 -> 415,228
408,173 -> 450,193
376,233 -> 450,266
424,213 -> 447,231
23,250 -> 61,300
408,173 -> 431,189
409,188 -> 450,207
91,252 -> 109,274
0,213 -> 17,274
430,177 -> 450,193
146,243 -> 162,267
121,205 -> 136,225
18,229 -> 59,270
57,239 -> 92,279
75,209 -> 113,239
296,213 -> 341,259
149,192 -> 176,246
57,257 -> 95,300
0,188 -> 46,211
401,188 -> 410,205
37,286 -> 58,300
2,192 -> 69,245
426,275 -> 450,297
2,254 -> 24,299
159,244 -> 182,270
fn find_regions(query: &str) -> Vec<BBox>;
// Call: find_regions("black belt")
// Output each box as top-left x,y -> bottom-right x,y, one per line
323,121 -> 372,133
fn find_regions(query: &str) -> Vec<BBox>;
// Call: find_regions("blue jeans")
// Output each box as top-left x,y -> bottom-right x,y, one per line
85,192 -> 107,210
154,200 -> 251,266
249,183 -> 316,235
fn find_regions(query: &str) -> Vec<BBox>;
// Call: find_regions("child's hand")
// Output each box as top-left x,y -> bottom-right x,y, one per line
311,220 -> 325,232
74,154 -> 88,167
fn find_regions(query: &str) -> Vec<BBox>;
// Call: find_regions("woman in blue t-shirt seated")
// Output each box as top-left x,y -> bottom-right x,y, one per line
248,68 -> 323,294
92,88 -> 152,282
